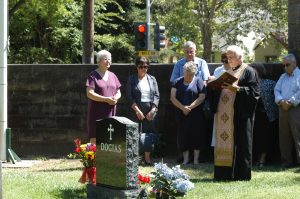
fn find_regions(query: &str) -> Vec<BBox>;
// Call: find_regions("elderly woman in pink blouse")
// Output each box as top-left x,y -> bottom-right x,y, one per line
86,50 -> 121,144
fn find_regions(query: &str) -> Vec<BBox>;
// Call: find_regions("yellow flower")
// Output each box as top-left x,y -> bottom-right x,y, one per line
85,151 -> 95,160
80,144 -> 87,151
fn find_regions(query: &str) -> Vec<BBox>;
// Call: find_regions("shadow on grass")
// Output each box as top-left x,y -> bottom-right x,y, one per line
53,187 -> 86,199
252,165 -> 286,172
293,176 -> 300,183
36,167 -> 83,172
190,177 -> 214,183
181,163 -> 213,172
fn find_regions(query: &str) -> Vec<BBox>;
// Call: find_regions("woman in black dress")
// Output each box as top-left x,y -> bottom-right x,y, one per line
250,62 -> 279,168
170,61 -> 206,165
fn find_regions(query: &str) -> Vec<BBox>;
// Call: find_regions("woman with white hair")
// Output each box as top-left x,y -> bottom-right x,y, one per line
170,61 -> 207,165
208,45 -> 260,180
86,50 -> 121,144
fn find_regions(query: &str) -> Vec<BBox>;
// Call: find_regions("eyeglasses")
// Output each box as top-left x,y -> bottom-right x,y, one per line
138,65 -> 148,69
222,59 -> 228,64
185,50 -> 195,54
284,63 -> 291,67
227,56 -> 236,60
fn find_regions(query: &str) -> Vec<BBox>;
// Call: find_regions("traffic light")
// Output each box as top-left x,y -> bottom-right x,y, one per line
154,23 -> 166,51
134,22 -> 148,51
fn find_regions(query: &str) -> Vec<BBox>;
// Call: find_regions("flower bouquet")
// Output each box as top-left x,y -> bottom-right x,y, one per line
149,162 -> 194,199
138,174 -> 152,198
68,138 -> 96,185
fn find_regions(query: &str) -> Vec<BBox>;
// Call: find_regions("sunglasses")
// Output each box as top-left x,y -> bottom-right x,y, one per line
138,65 -> 148,69
284,63 -> 291,67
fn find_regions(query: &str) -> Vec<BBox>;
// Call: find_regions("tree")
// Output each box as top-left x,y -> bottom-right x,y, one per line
288,0 -> 300,63
152,0 -> 288,62
9,0 -> 26,19
8,0 -> 136,63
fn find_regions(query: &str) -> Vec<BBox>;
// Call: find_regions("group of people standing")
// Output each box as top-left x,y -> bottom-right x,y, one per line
86,50 -> 159,165
85,40 -> 300,181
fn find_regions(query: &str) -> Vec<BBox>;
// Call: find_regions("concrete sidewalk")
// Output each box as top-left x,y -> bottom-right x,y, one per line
1,160 -> 42,168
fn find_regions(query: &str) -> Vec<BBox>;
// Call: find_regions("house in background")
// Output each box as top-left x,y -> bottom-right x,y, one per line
253,32 -> 288,63
210,31 -> 257,63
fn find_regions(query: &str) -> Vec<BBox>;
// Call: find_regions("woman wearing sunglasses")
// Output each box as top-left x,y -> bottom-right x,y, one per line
126,56 -> 160,165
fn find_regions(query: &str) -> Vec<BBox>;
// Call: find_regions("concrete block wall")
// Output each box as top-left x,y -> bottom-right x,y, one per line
7,63 -> 284,157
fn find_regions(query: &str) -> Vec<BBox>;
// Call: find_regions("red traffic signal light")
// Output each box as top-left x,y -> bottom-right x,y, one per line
137,24 -> 146,33
134,22 -> 148,51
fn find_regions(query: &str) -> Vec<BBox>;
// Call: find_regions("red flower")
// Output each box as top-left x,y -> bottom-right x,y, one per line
90,145 -> 96,152
138,174 -> 150,184
74,147 -> 81,153
144,177 -> 150,183
74,138 -> 81,148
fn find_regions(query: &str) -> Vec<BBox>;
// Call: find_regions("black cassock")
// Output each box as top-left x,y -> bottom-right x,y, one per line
208,65 -> 260,181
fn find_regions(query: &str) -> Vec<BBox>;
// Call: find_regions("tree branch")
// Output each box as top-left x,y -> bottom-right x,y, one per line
9,0 -> 26,20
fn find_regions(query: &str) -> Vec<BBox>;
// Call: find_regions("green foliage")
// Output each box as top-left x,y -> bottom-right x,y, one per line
8,0 -> 288,63
94,34 -> 135,63
8,0 -> 136,63
152,0 -> 288,61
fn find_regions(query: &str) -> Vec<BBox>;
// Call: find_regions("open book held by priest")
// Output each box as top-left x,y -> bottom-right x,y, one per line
207,71 -> 238,90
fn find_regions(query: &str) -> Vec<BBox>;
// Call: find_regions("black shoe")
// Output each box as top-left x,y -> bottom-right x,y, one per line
145,162 -> 153,166
177,157 -> 183,164
139,160 -> 145,166
281,163 -> 294,169
255,162 -> 265,168
258,163 -> 265,168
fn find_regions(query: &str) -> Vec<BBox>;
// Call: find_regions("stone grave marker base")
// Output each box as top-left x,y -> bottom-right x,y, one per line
87,184 -> 140,199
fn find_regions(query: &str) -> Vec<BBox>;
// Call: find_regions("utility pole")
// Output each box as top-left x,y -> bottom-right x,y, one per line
0,0 -> 8,162
82,0 -> 94,64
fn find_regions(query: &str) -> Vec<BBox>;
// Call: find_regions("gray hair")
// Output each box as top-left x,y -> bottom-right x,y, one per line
227,45 -> 244,62
183,61 -> 198,73
183,41 -> 196,49
96,50 -> 111,63
283,54 -> 297,63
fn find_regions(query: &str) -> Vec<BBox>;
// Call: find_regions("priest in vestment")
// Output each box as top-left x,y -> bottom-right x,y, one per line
208,45 -> 260,181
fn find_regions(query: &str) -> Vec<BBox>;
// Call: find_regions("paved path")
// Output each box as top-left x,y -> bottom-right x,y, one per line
2,160 -> 42,168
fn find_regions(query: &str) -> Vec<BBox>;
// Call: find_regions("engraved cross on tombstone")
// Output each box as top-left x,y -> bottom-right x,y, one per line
107,124 -> 114,141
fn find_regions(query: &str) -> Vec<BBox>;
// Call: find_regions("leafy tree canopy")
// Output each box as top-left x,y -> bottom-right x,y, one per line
8,0 -> 288,63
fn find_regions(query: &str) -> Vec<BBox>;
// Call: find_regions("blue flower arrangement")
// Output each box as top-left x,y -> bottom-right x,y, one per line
150,162 -> 194,198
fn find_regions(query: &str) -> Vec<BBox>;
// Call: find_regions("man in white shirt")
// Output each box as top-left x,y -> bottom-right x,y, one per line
274,53 -> 300,168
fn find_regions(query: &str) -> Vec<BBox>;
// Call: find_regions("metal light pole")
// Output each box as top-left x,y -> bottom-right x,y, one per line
0,1 -> 8,197
146,0 -> 151,49
0,0 -> 8,161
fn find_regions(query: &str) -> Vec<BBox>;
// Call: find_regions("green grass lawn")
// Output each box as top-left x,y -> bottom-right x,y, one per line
2,159 -> 300,199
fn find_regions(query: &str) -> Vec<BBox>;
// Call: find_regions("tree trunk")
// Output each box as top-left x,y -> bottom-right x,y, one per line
82,0 -> 94,64
288,0 -> 300,64
201,22 -> 212,62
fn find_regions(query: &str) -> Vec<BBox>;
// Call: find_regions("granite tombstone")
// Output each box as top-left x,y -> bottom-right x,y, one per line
87,116 -> 140,199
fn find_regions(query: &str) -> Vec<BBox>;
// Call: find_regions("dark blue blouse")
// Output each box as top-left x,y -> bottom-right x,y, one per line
259,78 -> 279,122
172,77 -> 206,105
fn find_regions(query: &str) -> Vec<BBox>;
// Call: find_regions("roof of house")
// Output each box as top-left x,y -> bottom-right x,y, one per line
253,32 -> 288,50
